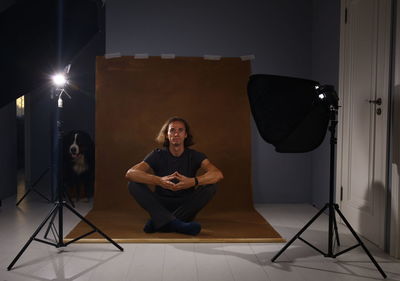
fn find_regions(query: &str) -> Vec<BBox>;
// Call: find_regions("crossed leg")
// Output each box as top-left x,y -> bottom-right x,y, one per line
128,182 -> 216,232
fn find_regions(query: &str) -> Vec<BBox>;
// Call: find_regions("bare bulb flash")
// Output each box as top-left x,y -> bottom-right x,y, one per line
52,73 -> 67,87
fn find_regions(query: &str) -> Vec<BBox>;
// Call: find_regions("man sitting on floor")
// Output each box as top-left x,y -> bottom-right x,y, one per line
125,116 -> 223,236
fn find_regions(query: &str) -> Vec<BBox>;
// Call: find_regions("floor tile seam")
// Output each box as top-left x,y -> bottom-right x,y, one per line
121,243 -> 137,281
248,243 -> 274,281
222,242 -> 238,281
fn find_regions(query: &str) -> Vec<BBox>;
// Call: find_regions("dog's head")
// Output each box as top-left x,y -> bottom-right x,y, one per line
64,130 -> 94,161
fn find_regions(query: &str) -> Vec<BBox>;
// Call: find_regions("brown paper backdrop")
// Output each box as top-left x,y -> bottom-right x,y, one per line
95,56 -> 252,212
66,56 -> 284,243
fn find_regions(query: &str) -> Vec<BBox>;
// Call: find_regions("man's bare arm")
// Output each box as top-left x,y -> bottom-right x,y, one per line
174,159 -> 223,190
197,159 -> 224,185
125,161 -> 176,189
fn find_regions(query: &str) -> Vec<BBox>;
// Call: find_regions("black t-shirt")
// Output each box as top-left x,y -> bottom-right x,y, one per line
144,147 -> 207,197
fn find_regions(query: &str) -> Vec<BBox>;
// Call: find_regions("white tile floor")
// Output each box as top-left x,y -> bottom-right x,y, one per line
0,193 -> 399,281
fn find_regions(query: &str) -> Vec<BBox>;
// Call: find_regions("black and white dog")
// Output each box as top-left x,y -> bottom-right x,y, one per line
63,130 -> 95,201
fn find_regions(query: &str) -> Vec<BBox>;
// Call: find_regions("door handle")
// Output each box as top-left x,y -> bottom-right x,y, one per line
368,98 -> 382,105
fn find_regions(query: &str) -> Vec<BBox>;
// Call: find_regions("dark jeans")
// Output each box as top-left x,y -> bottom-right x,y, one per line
128,182 -> 217,229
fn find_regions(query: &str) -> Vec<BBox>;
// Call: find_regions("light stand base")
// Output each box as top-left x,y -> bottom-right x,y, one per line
271,203 -> 387,278
272,106 -> 386,279
7,200 -> 123,271
8,86 -> 123,271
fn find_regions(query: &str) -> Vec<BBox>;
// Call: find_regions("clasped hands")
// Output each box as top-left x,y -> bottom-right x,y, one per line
159,172 -> 195,191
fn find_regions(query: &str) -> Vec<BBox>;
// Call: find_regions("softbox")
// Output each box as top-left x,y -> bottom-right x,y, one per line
247,74 -> 330,153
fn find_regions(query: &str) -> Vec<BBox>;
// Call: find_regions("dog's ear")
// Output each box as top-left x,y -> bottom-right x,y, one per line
63,131 -> 75,151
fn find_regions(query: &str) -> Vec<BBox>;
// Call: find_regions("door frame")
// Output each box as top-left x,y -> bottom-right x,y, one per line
389,0 -> 400,258
336,0 -> 393,250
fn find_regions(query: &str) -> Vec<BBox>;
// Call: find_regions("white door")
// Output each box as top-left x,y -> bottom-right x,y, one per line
337,0 -> 392,248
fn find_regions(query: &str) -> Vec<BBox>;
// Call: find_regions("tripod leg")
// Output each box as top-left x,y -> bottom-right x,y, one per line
334,206 -> 387,279
43,210 -> 58,239
64,203 -> 123,251
16,168 -> 51,206
8,204 -> 59,270
32,189 -> 51,203
332,211 -> 341,246
272,204 -> 329,262
16,189 -> 32,206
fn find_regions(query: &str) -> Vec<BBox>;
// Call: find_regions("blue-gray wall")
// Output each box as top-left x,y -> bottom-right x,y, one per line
106,0 -> 340,203
0,102 -> 17,200
0,0 -> 17,201
0,0 -> 340,204
310,0 -> 340,208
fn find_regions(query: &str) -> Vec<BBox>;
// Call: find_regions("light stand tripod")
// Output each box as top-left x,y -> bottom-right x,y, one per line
8,82 -> 123,271
271,104 -> 387,279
